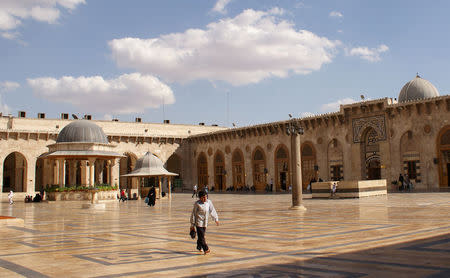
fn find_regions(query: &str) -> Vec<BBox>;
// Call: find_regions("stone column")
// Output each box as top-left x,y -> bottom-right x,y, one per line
52,160 -> 58,185
158,176 -> 162,199
88,158 -> 96,187
168,176 -> 172,199
111,158 -> 120,188
57,158 -> 65,188
80,160 -> 88,186
291,134 -> 306,211
106,160 -> 111,185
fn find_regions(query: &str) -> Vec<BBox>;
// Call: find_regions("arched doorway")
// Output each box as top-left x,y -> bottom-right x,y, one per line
362,127 -> 381,180
120,153 -> 137,190
327,139 -> 343,181
197,152 -> 208,189
252,147 -> 266,191
301,142 -> 317,189
274,144 -> 289,191
437,126 -> 450,187
166,153 -> 182,190
3,152 -> 27,192
232,149 -> 245,190
214,151 -> 225,191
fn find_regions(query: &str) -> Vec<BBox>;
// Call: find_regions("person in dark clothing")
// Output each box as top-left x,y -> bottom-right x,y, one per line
32,193 -> 42,202
398,174 -> 404,191
147,186 -> 156,206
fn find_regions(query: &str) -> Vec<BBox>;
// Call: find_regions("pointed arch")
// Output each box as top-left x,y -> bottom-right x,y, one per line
437,125 -> 450,187
3,152 -> 27,192
197,152 -> 208,188
301,141 -> 316,189
252,146 -> 266,191
274,144 -> 289,191
361,127 -> 381,180
120,152 -> 138,190
232,148 -> 245,190
214,150 -> 226,191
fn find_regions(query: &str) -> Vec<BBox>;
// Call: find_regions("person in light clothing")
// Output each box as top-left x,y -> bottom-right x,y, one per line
8,190 -> 14,205
190,190 -> 219,254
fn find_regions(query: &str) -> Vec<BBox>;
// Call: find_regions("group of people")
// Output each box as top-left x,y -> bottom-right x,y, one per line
398,174 -> 414,191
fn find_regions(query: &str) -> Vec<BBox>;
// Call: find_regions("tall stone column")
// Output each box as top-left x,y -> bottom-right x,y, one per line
158,176 -> 162,199
111,158 -> 120,188
80,160 -> 88,186
88,158 -> 96,187
291,134 -> 306,211
52,160 -> 58,185
105,160 -> 111,185
168,176 -> 172,199
57,158 -> 65,188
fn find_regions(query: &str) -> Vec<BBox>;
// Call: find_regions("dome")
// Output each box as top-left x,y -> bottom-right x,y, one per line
56,120 -> 109,144
122,152 -> 178,177
398,75 -> 439,102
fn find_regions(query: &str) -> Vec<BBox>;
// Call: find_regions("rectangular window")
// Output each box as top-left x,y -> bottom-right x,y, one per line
406,161 -> 417,179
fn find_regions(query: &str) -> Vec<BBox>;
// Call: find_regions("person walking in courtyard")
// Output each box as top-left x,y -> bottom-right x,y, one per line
8,190 -> 14,205
147,186 -> 156,206
120,189 -> 127,202
192,184 -> 198,198
190,190 -> 219,255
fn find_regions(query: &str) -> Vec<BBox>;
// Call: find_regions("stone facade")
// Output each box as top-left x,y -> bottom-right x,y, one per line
0,94 -> 449,198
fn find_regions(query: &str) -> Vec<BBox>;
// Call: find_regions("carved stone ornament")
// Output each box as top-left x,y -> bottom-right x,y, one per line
207,147 -> 213,156
352,115 -> 387,143
225,145 -> 231,154
245,145 -> 250,152
317,137 -> 323,144
266,143 -> 272,151
424,125 -> 431,134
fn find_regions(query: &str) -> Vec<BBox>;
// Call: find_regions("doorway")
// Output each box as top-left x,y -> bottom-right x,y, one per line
367,159 -> 381,180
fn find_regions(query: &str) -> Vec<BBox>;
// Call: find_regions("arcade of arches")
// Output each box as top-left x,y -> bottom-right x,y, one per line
195,125 -> 450,192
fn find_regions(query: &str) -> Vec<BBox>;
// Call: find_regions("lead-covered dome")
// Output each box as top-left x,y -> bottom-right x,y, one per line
398,75 -> 439,102
56,120 -> 108,144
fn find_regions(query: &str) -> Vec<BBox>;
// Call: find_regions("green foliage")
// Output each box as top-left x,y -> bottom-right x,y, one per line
45,184 -> 118,192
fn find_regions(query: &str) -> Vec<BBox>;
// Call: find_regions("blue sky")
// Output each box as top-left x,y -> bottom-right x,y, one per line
0,0 -> 449,127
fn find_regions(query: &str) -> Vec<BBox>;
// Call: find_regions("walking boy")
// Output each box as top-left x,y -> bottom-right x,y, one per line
190,190 -> 219,254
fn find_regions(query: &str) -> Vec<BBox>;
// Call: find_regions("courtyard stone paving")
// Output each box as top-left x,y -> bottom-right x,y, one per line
0,192 -> 449,277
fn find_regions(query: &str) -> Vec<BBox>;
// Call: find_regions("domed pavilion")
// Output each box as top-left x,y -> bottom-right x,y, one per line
42,120 -> 123,188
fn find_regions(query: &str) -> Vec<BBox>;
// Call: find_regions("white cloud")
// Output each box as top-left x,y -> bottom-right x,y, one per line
329,11 -> 343,18
212,0 -> 232,14
110,9 -> 339,86
0,81 -> 20,92
0,0 -> 85,33
320,98 -> 357,112
0,96 -> 11,115
27,73 -> 174,114
348,44 -> 389,62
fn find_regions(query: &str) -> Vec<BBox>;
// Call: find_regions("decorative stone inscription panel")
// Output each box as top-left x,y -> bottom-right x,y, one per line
352,115 -> 386,143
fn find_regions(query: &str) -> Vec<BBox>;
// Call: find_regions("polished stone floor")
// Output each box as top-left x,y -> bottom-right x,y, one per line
0,193 -> 449,277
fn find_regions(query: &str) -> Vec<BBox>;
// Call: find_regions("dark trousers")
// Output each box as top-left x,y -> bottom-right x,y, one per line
196,226 -> 208,251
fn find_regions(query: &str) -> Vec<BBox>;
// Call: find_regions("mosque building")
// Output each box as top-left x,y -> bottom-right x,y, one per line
0,75 -> 449,199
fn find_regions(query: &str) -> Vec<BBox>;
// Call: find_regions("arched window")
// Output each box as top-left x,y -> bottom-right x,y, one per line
232,149 -> 245,190
252,147 -> 266,191
274,144 -> 289,191
197,153 -> 208,188
214,151 -> 225,191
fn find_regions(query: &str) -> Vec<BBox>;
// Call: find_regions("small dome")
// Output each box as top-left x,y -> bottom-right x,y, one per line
398,75 -> 439,102
57,120 -> 108,144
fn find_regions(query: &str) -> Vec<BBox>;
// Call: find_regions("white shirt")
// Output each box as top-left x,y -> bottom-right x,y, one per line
193,184 -> 198,191
190,199 -> 218,227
